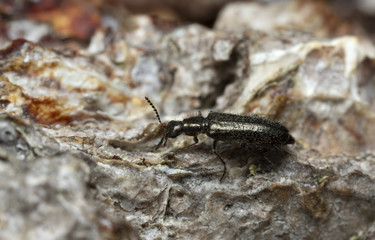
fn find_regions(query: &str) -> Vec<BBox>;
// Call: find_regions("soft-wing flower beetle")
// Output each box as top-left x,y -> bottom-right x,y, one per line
145,97 -> 295,180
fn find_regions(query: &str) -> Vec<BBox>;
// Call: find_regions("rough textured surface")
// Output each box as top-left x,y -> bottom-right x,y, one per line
0,115 -> 140,240
0,0 -> 375,239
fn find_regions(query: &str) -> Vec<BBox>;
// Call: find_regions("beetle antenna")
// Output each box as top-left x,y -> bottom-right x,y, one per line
145,97 -> 162,124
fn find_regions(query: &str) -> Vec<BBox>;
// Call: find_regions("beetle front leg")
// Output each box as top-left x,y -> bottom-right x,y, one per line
174,135 -> 199,154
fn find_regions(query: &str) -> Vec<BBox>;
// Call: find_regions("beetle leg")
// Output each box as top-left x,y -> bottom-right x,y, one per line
155,136 -> 166,150
170,136 -> 199,156
213,140 -> 226,181
176,136 -> 199,153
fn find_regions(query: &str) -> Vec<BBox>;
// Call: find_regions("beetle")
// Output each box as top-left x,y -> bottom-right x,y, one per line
145,97 -> 295,180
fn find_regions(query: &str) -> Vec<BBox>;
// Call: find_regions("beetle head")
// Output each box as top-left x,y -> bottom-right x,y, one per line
145,97 -> 184,150
155,120 -> 183,150
165,120 -> 183,138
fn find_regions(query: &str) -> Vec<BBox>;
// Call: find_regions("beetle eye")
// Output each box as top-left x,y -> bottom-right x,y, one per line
170,125 -> 181,138
166,121 -> 182,138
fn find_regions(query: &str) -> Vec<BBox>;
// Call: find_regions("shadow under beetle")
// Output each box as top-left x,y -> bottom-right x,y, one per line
145,97 -> 295,180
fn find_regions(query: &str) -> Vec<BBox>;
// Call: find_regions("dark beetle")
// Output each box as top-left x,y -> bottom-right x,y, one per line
145,97 -> 295,180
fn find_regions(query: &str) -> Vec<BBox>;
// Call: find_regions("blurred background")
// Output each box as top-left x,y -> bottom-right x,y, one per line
1,0 -> 375,43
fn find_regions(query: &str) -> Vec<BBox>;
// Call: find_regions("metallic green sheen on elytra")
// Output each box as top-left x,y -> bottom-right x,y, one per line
206,112 -> 295,145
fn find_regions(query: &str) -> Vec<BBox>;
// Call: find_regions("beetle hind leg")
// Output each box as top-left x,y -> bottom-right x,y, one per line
213,140 -> 226,181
